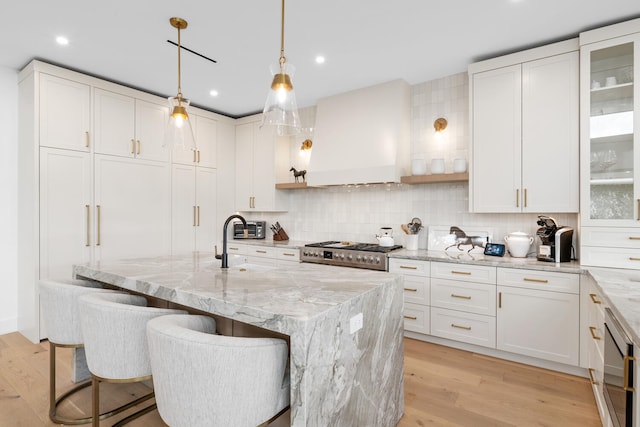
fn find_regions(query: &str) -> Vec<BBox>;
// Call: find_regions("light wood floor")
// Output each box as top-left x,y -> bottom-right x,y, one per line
0,333 -> 600,426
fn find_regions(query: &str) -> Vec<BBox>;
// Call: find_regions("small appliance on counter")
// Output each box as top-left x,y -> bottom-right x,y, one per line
535,215 -> 573,262
233,220 -> 266,239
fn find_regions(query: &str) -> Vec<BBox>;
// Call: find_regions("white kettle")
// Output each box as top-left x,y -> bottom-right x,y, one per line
376,227 -> 395,247
504,231 -> 534,258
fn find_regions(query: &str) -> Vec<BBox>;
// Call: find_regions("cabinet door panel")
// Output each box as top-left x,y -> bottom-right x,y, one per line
195,116 -> 217,168
39,148 -> 92,278
195,167 -> 217,252
94,89 -> 135,157
235,123 -> 254,210
171,165 -> 196,254
95,155 -> 171,260
471,64 -> 522,212
135,100 -> 169,162
497,285 -> 579,365
522,52 -> 579,212
39,74 -> 91,151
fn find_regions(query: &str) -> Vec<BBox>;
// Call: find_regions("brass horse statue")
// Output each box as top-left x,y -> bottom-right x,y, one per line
289,167 -> 306,183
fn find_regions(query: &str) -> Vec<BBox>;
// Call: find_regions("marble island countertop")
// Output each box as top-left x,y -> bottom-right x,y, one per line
73,252 -> 405,427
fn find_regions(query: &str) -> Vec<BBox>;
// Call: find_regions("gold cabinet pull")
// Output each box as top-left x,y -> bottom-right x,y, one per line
524,188 -> 528,208
629,257 -> 640,261
256,250 -> 267,254
404,288 -> 418,292
193,150 -> 197,163
587,368 -> 598,385
589,326 -> 601,340
193,206 -> 197,226
451,293 -> 471,300
131,139 -> 135,154
498,291 -> 502,308
451,323 -> 471,331
197,206 -> 200,226
96,205 -> 101,246
624,356 -> 637,392
85,131 -> 90,148
516,189 -> 520,208
451,270 -> 471,275
629,237 -> 640,240
229,246 -> 239,251
524,277 -> 548,283
249,196 -> 255,209
136,140 -> 141,155
404,315 -> 417,320
400,265 -> 418,270
85,205 -> 90,246
283,252 -> 296,257
197,150 -> 201,163
589,293 -> 602,304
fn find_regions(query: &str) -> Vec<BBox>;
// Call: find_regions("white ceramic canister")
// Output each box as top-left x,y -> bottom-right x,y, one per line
504,231 -> 534,258
411,159 -> 427,175
431,158 -> 445,174
453,158 -> 467,173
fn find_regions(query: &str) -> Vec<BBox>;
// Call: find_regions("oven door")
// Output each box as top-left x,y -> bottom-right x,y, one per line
603,308 -> 635,427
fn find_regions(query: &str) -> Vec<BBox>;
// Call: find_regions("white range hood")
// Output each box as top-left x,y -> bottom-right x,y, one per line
307,79 -> 410,186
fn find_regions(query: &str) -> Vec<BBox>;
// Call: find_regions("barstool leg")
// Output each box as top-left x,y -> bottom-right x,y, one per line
49,342 -> 93,425
92,375 -> 100,427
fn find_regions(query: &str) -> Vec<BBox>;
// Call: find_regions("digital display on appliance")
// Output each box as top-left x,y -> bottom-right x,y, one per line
323,251 -> 333,260
484,243 -> 505,257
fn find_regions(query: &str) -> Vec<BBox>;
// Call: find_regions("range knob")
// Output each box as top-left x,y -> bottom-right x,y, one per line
339,253 -> 345,260
369,256 -> 375,263
303,251 -> 308,256
347,254 -> 353,261
356,255 -> 362,262
375,257 -> 381,264
313,252 -> 319,257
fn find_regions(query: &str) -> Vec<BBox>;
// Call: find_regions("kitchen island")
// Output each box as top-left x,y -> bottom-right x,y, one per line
73,252 -> 404,427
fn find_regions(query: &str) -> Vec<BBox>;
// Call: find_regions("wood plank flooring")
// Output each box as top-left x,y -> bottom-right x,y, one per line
0,333 -> 600,426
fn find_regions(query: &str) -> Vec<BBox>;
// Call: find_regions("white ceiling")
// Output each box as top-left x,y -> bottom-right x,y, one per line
3,1 -> 640,118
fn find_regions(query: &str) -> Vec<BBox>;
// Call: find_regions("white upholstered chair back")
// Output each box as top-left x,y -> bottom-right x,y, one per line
147,314 -> 290,427
78,292 -> 187,380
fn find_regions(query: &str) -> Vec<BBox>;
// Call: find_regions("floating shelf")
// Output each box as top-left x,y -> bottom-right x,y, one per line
275,182 -> 309,189
400,172 -> 469,184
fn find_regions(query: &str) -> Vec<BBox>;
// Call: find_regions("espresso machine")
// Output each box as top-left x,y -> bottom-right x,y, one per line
536,215 -> 573,262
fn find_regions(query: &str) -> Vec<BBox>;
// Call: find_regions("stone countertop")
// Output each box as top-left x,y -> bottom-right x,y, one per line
389,249 -> 583,274
587,267 -> 640,345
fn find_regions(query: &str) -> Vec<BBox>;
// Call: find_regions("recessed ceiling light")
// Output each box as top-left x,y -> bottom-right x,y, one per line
315,56 -> 325,64
209,90 -> 219,97
56,36 -> 69,46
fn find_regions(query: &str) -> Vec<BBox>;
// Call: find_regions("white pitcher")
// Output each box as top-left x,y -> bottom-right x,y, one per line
504,231 -> 533,258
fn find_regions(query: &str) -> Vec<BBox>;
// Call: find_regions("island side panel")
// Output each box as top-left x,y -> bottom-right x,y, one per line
293,275 -> 405,427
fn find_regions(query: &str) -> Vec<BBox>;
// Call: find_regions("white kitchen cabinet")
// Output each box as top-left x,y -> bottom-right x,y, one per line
39,74 -> 91,151
173,114 -> 217,168
579,20 -> 640,268
469,40 -> 579,213
171,165 -> 217,254
388,258 -> 431,335
276,247 -> 301,267
496,268 -> 580,366
94,88 -> 169,162
235,118 -> 289,212
94,155 -> 171,260
39,148 -> 93,279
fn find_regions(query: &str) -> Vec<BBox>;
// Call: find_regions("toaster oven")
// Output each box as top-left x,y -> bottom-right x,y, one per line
233,221 -> 266,239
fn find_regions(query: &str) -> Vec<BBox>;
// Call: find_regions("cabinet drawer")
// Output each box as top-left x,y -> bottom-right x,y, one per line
403,276 -> 430,305
497,268 -> 579,294
276,247 -> 300,262
582,227 -> 640,248
430,307 -> 496,348
389,258 -> 430,277
246,245 -> 277,258
431,278 -> 496,316
226,244 -> 248,255
431,262 -> 496,284
581,246 -> 640,269
403,303 -> 430,334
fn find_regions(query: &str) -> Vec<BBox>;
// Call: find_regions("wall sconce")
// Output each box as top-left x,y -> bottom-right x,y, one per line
434,117 -> 448,133
300,139 -> 313,151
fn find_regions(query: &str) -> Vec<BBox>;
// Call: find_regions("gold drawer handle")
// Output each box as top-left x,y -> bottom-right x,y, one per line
451,270 -> 471,275
451,323 -> 471,331
451,293 -> 471,300
85,131 -> 90,147
524,277 -> 548,283
256,250 -> 267,254
85,205 -> 90,246
282,253 -> 296,257
229,247 -> 240,251
588,368 -> 598,385
400,265 -> 418,270
629,237 -> 640,240
630,257 -> 640,261
404,288 -> 418,292
404,315 -> 417,320
589,293 -> 602,304
589,326 -> 601,340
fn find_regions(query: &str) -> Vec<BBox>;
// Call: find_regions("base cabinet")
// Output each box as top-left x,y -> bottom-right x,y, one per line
388,258 -> 430,335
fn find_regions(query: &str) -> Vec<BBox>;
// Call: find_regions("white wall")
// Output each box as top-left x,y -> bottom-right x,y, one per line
0,66 -> 18,334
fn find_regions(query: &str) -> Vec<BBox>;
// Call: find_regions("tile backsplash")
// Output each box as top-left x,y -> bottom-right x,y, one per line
249,71 -> 578,252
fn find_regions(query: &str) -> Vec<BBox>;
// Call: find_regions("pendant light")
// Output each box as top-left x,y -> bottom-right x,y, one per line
164,17 -> 196,150
261,0 -> 300,136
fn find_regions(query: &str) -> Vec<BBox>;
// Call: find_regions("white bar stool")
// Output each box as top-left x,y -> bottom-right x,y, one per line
78,292 -> 187,427
146,314 -> 290,427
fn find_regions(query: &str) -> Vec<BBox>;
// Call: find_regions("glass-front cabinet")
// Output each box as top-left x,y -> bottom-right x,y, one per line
580,21 -> 640,269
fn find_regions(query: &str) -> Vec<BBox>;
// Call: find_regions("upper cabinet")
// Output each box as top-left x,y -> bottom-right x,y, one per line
235,118 -> 289,212
172,114 -> 217,168
469,40 -> 579,213
39,73 -> 91,151
94,88 -> 169,162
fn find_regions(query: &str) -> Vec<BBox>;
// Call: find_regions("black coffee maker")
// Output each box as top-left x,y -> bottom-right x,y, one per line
536,215 -> 573,262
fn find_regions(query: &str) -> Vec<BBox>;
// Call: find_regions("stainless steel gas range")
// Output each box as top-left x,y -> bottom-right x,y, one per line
301,241 -> 403,271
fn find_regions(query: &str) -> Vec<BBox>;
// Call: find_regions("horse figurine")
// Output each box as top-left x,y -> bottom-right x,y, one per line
445,226 -> 488,253
290,167 -> 306,183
